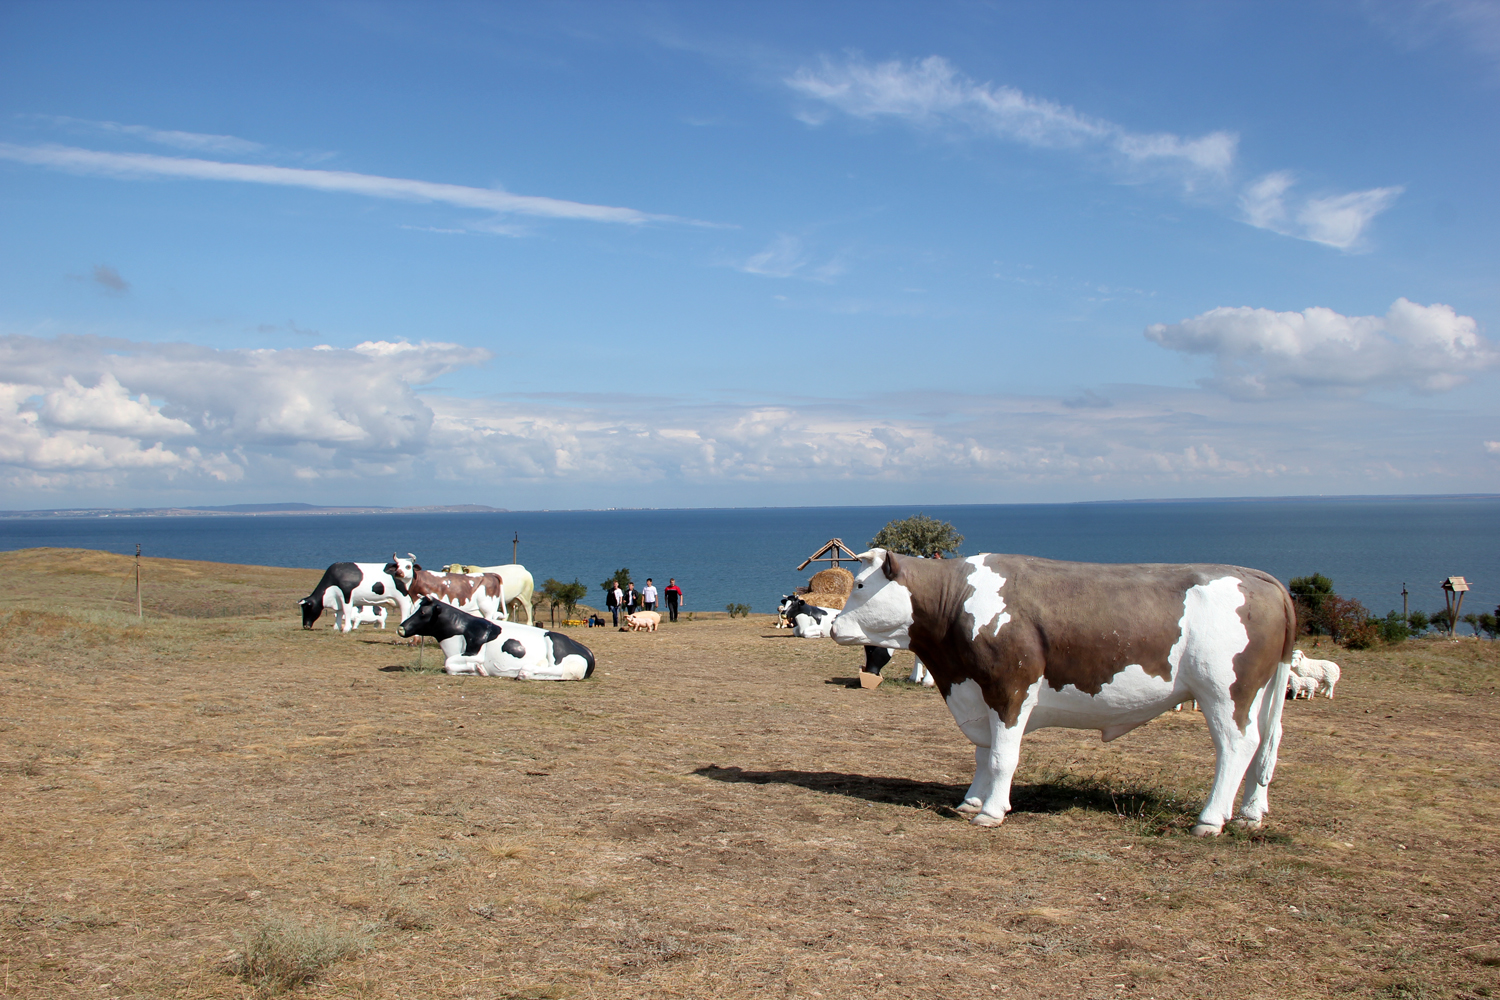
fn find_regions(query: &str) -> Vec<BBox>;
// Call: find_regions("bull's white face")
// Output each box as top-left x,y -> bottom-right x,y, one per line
390,553 -> 416,584
829,549 -> 914,650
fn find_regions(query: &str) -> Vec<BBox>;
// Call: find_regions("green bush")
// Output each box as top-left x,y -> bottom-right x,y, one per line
870,514 -> 964,558
1379,610 -> 1411,644
724,603 -> 751,618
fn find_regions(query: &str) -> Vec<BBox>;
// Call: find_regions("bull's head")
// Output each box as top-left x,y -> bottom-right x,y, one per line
388,553 -> 417,585
299,596 -> 322,629
830,548 -> 914,650
396,598 -> 438,639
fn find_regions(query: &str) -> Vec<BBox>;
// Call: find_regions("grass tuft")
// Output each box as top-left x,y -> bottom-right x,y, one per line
227,914 -> 370,993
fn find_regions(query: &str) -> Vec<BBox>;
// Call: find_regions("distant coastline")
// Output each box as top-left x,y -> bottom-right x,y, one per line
1,493 -> 1496,520
0,503 -> 507,519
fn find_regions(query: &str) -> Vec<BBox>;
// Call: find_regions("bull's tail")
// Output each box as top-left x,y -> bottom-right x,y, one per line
1240,585 -> 1296,820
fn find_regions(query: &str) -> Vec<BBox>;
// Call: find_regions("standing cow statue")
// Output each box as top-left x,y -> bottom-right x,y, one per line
830,549 -> 1296,837
299,562 -> 412,632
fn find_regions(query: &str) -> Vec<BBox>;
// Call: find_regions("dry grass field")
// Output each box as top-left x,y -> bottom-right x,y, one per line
1,547 -> 1497,1000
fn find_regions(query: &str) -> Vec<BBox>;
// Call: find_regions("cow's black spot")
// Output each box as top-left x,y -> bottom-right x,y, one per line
547,631 -> 597,679
371,581 -> 385,595
501,638 -> 526,659
863,646 -> 892,674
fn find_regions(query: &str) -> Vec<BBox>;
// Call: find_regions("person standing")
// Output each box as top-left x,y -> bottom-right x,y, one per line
624,582 -> 640,614
642,578 -> 658,612
607,580 -> 624,627
664,578 -> 683,622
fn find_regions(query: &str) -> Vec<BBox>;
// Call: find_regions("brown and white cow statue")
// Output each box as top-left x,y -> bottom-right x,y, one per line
389,554 -> 506,623
830,549 -> 1296,837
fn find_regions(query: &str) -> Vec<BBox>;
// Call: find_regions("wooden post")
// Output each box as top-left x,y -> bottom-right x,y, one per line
1401,583 -> 1408,620
135,543 -> 142,620
512,532 -> 519,564
1442,577 -> 1469,636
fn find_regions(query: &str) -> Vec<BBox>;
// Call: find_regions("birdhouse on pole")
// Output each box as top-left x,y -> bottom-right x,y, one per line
797,538 -> 862,572
1441,576 -> 1470,636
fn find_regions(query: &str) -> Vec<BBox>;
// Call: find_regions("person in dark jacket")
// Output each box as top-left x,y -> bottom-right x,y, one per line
624,583 -> 640,614
607,580 -> 624,627
664,578 -> 683,622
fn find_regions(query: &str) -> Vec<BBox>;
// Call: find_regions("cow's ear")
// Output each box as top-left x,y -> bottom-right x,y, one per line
883,552 -> 900,581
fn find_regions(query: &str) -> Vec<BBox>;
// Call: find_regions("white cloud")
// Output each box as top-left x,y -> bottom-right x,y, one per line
1145,298 -> 1496,396
37,115 -> 266,155
0,143 -> 693,226
3,333 -> 1497,503
736,235 -> 847,281
41,374 -> 195,437
790,54 -> 1402,247
787,54 -> 1236,183
1239,171 -> 1404,249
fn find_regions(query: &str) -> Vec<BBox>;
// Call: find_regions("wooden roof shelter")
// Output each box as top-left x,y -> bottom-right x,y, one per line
797,538 -> 863,572
1442,576 -> 1470,636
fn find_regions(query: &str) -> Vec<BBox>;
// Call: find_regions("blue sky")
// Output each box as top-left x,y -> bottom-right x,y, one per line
1,0 -> 1497,509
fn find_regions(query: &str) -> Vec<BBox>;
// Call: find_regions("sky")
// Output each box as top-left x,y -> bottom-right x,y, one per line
1,0 -> 1497,511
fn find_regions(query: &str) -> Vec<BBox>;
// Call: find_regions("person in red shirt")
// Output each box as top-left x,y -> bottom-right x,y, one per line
664,578 -> 683,622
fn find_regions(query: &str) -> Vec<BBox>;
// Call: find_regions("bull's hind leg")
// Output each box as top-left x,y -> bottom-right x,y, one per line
1237,660 -> 1291,828
1193,695 -> 1263,837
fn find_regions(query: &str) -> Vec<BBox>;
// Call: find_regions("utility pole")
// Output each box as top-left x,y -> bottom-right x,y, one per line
512,532 -> 519,564
1401,583 -> 1408,619
135,543 -> 142,620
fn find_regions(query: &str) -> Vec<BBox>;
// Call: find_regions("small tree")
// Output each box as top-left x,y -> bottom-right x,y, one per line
1462,612 -> 1482,638
1480,612 -> 1500,641
600,568 -> 632,598
1406,610 -> 1430,634
870,514 -> 964,558
1431,607 -> 1457,635
1289,573 -> 1334,633
1379,610 -> 1410,644
557,578 -> 587,617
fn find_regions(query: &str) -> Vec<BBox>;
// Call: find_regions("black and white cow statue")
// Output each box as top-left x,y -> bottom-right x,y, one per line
299,562 -> 412,632
779,595 -> 840,639
397,601 -> 595,680
830,549 -> 1295,837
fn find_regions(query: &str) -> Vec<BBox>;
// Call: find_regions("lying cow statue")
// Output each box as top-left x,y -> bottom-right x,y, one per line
830,549 -> 1295,837
398,600 -> 595,680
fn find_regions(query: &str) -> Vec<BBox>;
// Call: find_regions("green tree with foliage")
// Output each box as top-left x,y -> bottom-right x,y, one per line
1480,612 -> 1499,640
1289,573 -> 1335,633
1462,612 -> 1482,638
542,578 -> 588,620
1406,610 -> 1430,634
870,514 -> 964,558
1379,610 -> 1411,644
600,568 -> 632,597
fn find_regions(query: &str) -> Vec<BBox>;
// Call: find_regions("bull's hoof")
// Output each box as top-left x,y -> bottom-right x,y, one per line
1230,817 -> 1264,831
1190,823 -> 1223,838
970,811 -> 1006,828
954,799 -> 982,815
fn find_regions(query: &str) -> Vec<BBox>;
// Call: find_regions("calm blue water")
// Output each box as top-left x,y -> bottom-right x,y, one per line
1,499 -> 1496,621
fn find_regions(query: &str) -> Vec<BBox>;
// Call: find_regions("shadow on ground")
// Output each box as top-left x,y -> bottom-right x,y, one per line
694,764 -> 1196,825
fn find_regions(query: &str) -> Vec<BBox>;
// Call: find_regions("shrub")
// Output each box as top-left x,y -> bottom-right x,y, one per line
1406,610 -> 1430,634
1309,594 -> 1376,649
228,915 -> 369,993
870,514 -> 964,558
724,603 -> 751,618
1379,611 -> 1411,644
1480,612 -> 1499,640
1289,573 -> 1335,633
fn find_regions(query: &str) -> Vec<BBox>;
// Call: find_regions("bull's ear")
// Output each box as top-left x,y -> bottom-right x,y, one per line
883,552 -> 900,581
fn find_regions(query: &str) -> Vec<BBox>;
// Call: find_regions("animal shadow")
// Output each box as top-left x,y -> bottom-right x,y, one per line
694,764 -> 1191,824
824,676 -> 863,688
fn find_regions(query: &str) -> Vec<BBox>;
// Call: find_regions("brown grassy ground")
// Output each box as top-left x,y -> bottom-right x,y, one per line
1,547 -> 1497,1000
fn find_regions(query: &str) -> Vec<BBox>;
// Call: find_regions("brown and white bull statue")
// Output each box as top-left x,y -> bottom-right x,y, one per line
830,549 -> 1296,837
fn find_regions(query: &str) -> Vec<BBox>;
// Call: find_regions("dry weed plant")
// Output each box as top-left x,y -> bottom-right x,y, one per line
227,914 -> 370,993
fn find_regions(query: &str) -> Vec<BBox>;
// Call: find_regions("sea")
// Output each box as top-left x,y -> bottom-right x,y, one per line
1,497 -> 1496,622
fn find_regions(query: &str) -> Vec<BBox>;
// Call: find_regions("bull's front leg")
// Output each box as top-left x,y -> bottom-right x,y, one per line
443,655 -> 489,676
946,678 -> 1039,826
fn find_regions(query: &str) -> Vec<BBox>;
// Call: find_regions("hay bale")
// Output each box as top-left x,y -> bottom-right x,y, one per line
808,567 -> 854,597
802,592 -> 846,610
